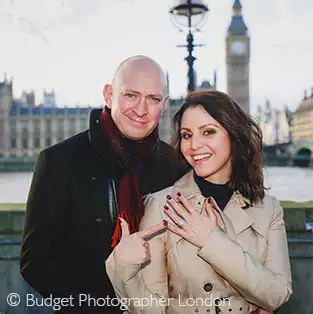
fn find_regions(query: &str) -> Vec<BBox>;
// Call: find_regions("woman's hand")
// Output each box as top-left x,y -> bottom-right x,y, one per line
114,218 -> 167,265
163,193 -> 218,248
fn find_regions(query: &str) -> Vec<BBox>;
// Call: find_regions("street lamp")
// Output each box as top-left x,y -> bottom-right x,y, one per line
169,0 -> 209,92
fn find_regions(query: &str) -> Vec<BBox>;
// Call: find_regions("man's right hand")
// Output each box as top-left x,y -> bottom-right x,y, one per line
114,218 -> 167,265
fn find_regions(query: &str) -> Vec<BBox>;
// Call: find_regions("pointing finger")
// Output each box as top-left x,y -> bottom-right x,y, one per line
137,220 -> 168,240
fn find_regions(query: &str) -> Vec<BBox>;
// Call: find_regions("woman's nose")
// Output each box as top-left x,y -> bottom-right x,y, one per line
191,136 -> 202,150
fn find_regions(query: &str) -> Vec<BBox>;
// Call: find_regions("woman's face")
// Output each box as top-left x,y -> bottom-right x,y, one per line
180,105 -> 232,184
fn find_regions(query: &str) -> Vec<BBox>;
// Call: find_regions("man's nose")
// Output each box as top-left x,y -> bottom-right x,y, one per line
133,97 -> 148,117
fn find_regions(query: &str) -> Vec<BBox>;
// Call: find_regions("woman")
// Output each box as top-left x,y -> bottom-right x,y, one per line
106,90 -> 292,314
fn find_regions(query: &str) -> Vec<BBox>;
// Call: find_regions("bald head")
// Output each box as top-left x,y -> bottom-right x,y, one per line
103,55 -> 169,140
112,55 -> 168,95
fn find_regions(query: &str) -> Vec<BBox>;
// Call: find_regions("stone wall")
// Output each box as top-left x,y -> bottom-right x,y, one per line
0,207 -> 312,314
276,207 -> 313,314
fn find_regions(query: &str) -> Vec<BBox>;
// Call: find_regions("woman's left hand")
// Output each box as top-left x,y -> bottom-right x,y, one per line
164,193 -> 218,248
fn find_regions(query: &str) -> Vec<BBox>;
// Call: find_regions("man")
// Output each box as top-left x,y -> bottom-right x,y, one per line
20,55 -> 187,313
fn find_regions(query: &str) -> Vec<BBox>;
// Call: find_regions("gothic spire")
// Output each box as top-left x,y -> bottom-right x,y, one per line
228,0 -> 247,35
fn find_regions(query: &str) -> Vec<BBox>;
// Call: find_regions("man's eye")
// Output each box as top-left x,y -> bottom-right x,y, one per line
126,93 -> 137,99
148,97 -> 161,103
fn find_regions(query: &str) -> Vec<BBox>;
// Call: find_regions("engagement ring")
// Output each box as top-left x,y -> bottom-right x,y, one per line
177,218 -> 185,229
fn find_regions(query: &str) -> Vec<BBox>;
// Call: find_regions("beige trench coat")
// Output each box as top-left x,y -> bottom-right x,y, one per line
106,171 -> 292,314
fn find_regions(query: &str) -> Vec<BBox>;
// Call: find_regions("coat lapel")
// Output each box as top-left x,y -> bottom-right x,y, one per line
224,197 -> 254,235
223,192 -> 266,237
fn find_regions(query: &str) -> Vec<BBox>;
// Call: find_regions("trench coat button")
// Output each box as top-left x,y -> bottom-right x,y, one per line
91,176 -> 96,181
95,218 -> 102,223
206,309 -> 210,312
239,307 -> 243,311
96,119 -> 99,123
203,282 -> 213,292
194,309 -> 199,313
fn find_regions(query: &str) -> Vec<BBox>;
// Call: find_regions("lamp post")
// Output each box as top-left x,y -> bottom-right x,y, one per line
169,0 -> 209,92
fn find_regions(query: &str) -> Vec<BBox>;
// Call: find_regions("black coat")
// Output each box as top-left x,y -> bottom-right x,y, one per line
20,109 -> 187,313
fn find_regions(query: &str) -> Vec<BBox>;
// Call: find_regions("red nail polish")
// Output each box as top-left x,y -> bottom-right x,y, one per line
166,194 -> 172,200
164,205 -> 169,210
207,197 -> 212,204
177,192 -> 181,197
163,220 -> 168,226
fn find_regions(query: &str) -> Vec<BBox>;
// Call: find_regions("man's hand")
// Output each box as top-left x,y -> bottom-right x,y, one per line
114,218 -> 167,265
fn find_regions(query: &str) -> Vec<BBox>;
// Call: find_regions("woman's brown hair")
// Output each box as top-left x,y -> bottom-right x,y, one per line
172,89 -> 266,205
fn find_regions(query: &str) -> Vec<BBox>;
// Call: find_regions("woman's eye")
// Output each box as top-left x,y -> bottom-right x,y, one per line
181,133 -> 192,139
203,129 -> 216,135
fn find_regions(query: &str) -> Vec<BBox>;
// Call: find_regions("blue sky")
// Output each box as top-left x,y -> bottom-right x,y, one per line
0,0 -> 312,114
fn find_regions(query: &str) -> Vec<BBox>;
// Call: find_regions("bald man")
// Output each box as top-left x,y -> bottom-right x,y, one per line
20,56 -> 187,313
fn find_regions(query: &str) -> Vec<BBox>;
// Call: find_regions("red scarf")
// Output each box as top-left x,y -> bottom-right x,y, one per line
100,107 -> 159,248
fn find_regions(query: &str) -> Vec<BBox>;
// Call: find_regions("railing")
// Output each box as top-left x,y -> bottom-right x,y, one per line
0,238 -> 21,260
288,236 -> 313,258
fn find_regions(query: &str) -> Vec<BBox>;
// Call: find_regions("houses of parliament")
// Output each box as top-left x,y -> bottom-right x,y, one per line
0,0 -> 312,160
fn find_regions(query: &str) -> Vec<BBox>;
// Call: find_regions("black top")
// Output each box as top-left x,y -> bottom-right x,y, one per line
195,174 -> 233,210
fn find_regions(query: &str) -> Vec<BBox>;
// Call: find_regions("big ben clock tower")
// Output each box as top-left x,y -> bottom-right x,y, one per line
226,0 -> 250,113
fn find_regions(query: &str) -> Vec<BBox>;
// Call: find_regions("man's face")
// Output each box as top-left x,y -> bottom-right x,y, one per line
104,61 -> 168,140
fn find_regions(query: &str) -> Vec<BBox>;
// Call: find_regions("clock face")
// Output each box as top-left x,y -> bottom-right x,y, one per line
231,40 -> 246,55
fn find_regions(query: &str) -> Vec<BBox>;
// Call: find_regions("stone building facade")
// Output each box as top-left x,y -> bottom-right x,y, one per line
256,100 -> 292,146
291,88 -> 313,142
0,78 -> 91,158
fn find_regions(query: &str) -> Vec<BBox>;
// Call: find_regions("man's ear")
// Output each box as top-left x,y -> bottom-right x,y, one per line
161,95 -> 169,114
103,84 -> 113,108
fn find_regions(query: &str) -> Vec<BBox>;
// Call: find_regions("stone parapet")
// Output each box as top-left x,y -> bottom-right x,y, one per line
0,207 -> 312,314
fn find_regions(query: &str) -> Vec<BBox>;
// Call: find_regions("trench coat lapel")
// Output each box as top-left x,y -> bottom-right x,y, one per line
223,193 -> 255,235
223,192 -> 266,238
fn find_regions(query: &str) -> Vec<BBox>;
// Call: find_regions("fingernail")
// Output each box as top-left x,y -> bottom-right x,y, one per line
166,194 -> 172,200
207,197 -> 212,204
163,220 -> 168,226
177,192 -> 181,197
164,205 -> 169,210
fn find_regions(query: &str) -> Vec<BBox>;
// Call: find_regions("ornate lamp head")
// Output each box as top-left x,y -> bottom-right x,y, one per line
169,0 -> 209,30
